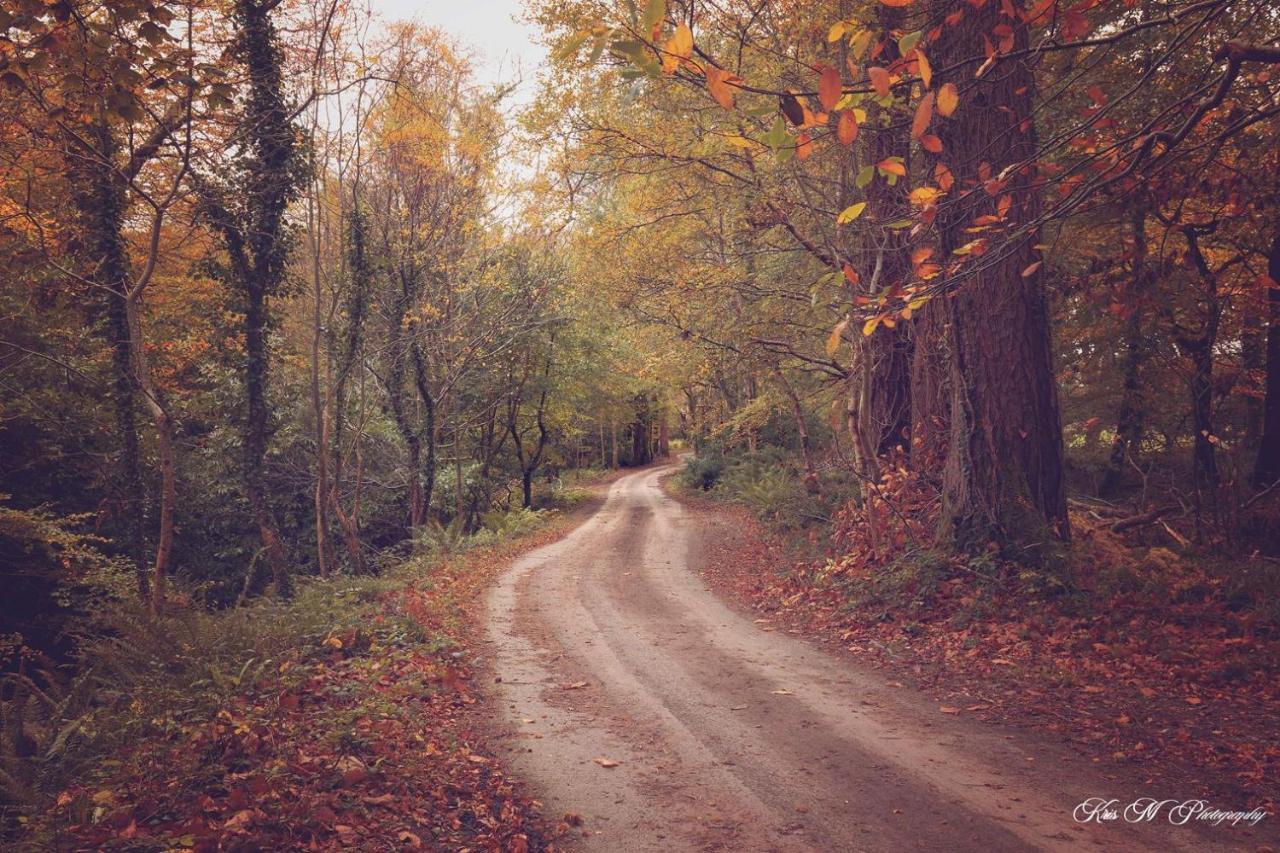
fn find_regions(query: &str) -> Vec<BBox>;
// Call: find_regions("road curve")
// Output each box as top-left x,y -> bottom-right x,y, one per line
484,464 -> 1243,852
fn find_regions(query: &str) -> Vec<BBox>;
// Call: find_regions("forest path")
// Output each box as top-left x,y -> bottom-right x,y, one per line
483,465 -> 1234,852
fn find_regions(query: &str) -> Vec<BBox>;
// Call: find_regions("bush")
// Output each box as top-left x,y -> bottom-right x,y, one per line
682,452 -> 726,491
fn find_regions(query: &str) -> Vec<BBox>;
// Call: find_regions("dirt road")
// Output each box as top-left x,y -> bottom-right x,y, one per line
484,465 -> 1255,852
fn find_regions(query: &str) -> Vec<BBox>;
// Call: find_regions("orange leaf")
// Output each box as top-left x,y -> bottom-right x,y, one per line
796,133 -> 813,160
817,63 -> 841,112
919,133 -> 943,153
911,91 -> 935,139
937,82 -> 959,116
706,67 -> 738,110
868,66 -> 891,98
877,158 -> 906,177
881,0 -> 914,6
934,162 -> 954,190
1021,260 -> 1042,278
837,111 -> 859,145
917,48 -> 932,89
661,23 -> 693,74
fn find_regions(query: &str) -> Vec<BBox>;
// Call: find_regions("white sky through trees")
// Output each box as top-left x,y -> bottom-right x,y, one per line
370,0 -> 546,102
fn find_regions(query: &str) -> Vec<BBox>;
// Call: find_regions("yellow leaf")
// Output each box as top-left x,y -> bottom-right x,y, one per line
908,185 -> 942,206
661,23 -> 693,74
827,21 -> 848,43
836,201 -> 867,224
881,0 -> 914,5
937,82 -> 959,116
826,318 -> 849,356
917,49 -> 932,89
862,316 -> 881,336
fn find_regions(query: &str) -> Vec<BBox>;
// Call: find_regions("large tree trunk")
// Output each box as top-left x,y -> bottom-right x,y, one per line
235,0 -> 298,597
861,1 -> 912,462
931,1 -> 1068,555
1252,228 -> 1280,487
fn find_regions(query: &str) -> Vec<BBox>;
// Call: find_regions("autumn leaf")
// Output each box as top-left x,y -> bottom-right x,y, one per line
642,0 -> 665,40
826,318 -> 849,356
917,49 -> 932,89
937,82 -> 959,116
780,92 -> 805,126
877,158 -> 906,177
837,111 -> 859,145
1021,260 -> 1042,278
705,67 -> 739,109
868,66 -> 891,98
593,757 -> 621,767
817,63 -> 842,112
919,134 -> 943,153
795,133 -> 814,160
661,23 -> 693,74
862,317 -> 881,336
881,0 -> 914,6
912,91 -> 935,139
836,201 -> 867,224
939,705 -> 961,714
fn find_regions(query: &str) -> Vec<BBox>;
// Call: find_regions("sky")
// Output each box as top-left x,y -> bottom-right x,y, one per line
369,0 -> 548,101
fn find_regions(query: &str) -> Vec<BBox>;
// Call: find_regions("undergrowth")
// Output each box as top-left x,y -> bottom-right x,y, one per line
0,497 -> 581,849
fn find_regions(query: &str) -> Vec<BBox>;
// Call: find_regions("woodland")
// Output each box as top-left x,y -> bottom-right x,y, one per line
1,0 -> 1280,848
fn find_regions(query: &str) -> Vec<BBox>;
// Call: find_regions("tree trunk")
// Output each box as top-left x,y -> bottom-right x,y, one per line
774,366 -> 819,494
307,171 -> 330,576
1253,228 -> 1280,486
1180,228 -> 1221,492
80,121 -> 148,600
861,1 -> 912,461
931,1 -> 1068,555
1100,194 -> 1151,496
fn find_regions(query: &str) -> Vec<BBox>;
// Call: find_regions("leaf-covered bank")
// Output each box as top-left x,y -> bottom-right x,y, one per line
9,482 -> 615,852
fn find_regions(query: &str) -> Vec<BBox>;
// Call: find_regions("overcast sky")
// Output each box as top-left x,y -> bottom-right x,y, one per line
369,0 -> 547,100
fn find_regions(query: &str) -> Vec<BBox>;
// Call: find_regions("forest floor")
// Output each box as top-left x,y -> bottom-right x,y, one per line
482,462 -> 1278,852
29,488 -> 624,852
30,465 -> 1279,851
670,482 -> 1280,844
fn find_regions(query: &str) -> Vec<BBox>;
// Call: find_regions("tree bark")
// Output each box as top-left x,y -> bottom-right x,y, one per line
79,119 -> 148,600
931,1 -> 1068,555
1100,194 -> 1151,496
1253,228 -> 1280,486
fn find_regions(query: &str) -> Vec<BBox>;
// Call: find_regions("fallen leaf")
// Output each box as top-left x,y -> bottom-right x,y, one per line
593,757 -> 621,768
